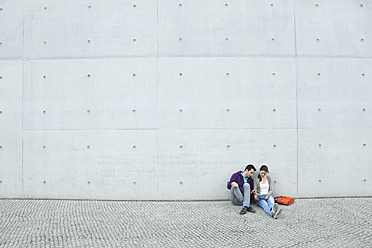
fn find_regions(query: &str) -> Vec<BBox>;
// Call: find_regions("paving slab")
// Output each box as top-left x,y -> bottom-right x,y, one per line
0,198 -> 371,247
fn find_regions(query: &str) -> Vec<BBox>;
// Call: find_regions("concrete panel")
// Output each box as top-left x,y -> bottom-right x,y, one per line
158,129 -> 297,200
24,0 -> 157,59
0,62 -> 23,197
1,0 -> 371,200
298,58 -> 372,129
298,128 -> 372,197
23,58 -> 157,130
0,0 -> 23,59
23,130 -> 158,200
158,58 -> 297,129
158,0 -> 295,56
296,0 -> 372,57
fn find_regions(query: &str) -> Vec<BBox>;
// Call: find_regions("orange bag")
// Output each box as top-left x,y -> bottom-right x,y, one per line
274,196 -> 294,206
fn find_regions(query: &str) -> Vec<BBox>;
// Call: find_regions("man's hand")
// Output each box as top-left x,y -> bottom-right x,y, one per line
251,190 -> 257,195
231,182 -> 239,188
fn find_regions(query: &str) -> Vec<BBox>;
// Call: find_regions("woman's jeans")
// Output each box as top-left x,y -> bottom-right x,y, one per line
255,194 -> 274,216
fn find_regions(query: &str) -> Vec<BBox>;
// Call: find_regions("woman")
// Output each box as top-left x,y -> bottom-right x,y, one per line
253,165 -> 282,219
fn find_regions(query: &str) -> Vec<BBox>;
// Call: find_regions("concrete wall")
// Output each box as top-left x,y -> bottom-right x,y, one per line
0,0 -> 371,200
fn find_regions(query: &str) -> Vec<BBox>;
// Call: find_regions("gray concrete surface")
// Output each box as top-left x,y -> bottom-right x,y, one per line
1,0 -> 372,201
0,198 -> 371,247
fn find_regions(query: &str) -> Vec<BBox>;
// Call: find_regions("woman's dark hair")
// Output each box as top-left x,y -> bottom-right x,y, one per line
258,165 -> 269,182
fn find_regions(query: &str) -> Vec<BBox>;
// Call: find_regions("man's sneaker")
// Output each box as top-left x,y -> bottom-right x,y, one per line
239,207 -> 247,215
273,208 -> 282,219
271,203 -> 279,216
247,206 -> 256,213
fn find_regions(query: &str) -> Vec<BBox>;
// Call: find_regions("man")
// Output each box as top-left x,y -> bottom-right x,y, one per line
227,164 -> 257,214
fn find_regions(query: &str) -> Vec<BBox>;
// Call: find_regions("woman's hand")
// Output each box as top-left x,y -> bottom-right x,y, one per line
254,195 -> 259,201
264,196 -> 268,200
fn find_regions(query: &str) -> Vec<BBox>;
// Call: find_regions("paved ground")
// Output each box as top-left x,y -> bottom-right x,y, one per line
0,198 -> 371,247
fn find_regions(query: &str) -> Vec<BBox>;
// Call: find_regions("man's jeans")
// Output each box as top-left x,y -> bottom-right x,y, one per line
230,183 -> 251,207
255,194 -> 275,216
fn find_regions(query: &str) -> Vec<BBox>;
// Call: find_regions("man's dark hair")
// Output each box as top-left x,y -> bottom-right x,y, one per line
245,164 -> 256,172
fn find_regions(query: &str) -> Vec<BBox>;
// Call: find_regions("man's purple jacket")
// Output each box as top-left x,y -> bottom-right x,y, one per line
227,171 -> 254,194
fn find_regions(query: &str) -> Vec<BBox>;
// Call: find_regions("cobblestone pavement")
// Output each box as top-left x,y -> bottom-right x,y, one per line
0,198 -> 371,247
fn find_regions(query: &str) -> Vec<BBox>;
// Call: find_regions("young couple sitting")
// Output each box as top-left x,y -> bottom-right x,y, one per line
227,164 -> 282,219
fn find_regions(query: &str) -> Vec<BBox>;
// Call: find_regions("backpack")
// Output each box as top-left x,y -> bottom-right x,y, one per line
274,196 -> 294,206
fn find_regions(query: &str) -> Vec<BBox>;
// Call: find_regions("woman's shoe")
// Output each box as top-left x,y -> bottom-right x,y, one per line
271,203 -> 279,216
273,208 -> 282,219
